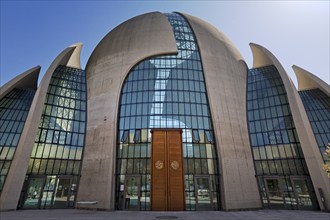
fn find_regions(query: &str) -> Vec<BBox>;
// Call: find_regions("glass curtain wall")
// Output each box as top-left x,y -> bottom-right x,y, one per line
299,89 -> 330,161
116,13 -> 220,211
247,65 -> 318,210
21,65 -> 86,209
0,88 -> 36,192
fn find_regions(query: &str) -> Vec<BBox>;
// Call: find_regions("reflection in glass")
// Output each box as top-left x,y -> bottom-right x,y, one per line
265,179 -> 284,209
116,13 -> 220,211
195,176 -> 212,210
292,179 -> 314,210
22,65 -> 86,209
299,89 -> 330,162
123,176 -> 141,211
247,65 -> 318,210
23,178 -> 45,209
0,88 -> 36,192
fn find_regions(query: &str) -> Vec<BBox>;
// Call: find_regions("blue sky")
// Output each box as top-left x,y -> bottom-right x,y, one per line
1,1 -> 329,87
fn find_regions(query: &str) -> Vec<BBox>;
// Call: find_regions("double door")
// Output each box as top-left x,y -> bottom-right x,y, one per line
151,129 -> 185,211
264,177 -> 317,210
21,175 -> 76,209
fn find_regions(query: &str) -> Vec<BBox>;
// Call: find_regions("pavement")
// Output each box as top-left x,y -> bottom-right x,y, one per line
1,209 -> 330,220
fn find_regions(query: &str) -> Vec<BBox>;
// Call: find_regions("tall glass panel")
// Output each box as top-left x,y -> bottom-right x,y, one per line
247,65 -> 318,210
22,65 -> 86,209
116,13 -> 220,211
0,88 -> 36,191
299,89 -> 330,161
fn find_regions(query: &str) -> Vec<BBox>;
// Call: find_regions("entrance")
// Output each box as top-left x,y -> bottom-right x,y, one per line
263,177 -> 318,210
124,175 -> 141,210
22,177 -> 45,209
150,129 -> 185,211
264,178 -> 285,209
291,177 -> 317,210
22,175 -> 76,209
195,176 -> 213,210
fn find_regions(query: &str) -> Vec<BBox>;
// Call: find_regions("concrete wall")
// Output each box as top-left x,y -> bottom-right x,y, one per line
0,44 -> 80,211
182,13 -> 262,210
77,12 -> 177,210
250,43 -> 330,211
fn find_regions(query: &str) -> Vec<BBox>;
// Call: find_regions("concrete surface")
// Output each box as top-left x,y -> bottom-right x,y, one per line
79,11 -> 178,210
185,13 -> 261,210
1,209 -> 329,220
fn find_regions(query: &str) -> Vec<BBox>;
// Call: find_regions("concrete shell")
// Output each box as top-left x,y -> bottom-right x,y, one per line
79,12 -> 261,210
0,43 -> 82,210
78,11 -> 178,210
250,43 -> 330,211
181,13 -> 244,62
67,42 -> 83,69
293,65 -> 330,95
182,13 -> 261,210
0,66 -> 40,99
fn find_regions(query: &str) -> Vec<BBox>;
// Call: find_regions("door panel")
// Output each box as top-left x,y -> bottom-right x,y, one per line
167,130 -> 184,211
151,129 -> 184,211
195,176 -> 213,210
23,177 -> 45,209
291,178 -> 317,210
151,130 -> 167,211
124,176 -> 141,210
53,178 -> 71,208
40,175 -> 56,208
265,178 -> 285,209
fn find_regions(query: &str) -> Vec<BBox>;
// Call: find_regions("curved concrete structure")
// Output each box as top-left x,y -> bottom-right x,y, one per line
0,66 -> 40,99
181,13 -> 244,62
293,65 -> 330,95
0,43 -> 82,210
67,42 -> 83,69
2,11 -> 327,212
77,12 -> 260,211
77,12 -> 178,210
250,43 -> 330,211
183,13 -> 261,210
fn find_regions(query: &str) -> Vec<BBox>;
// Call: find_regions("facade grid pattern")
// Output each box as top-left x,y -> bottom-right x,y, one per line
0,88 -> 36,191
299,89 -> 330,161
247,65 -> 316,210
116,13 -> 219,211
21,65 -> 87,209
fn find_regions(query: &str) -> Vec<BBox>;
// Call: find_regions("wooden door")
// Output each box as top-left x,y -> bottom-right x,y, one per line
151,130 -> 167,211
151,129 -> 185,211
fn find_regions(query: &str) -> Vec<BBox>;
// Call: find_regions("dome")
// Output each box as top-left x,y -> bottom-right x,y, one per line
86,12 -> 178,73
86,11 -> 245,75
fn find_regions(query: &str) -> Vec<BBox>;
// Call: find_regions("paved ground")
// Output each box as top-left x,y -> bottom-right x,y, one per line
1,209 -> 329,220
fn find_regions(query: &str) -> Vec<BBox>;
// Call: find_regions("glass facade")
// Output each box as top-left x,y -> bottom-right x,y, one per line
0,88 -> 36,192
116,13 -> 220,211
299,89 -> 330,161
247,65 -> 318,210
21,65 -> 86,209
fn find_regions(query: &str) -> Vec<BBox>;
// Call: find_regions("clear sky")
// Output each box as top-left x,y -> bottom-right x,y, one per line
1,1 -> 329,87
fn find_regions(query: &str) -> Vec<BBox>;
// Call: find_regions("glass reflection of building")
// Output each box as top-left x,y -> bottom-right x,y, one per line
21,65 -> 86,209
115,13 -> 220,211
0,89 -> 36,192
299,89 -> 330,162
247,65 -> 318,210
